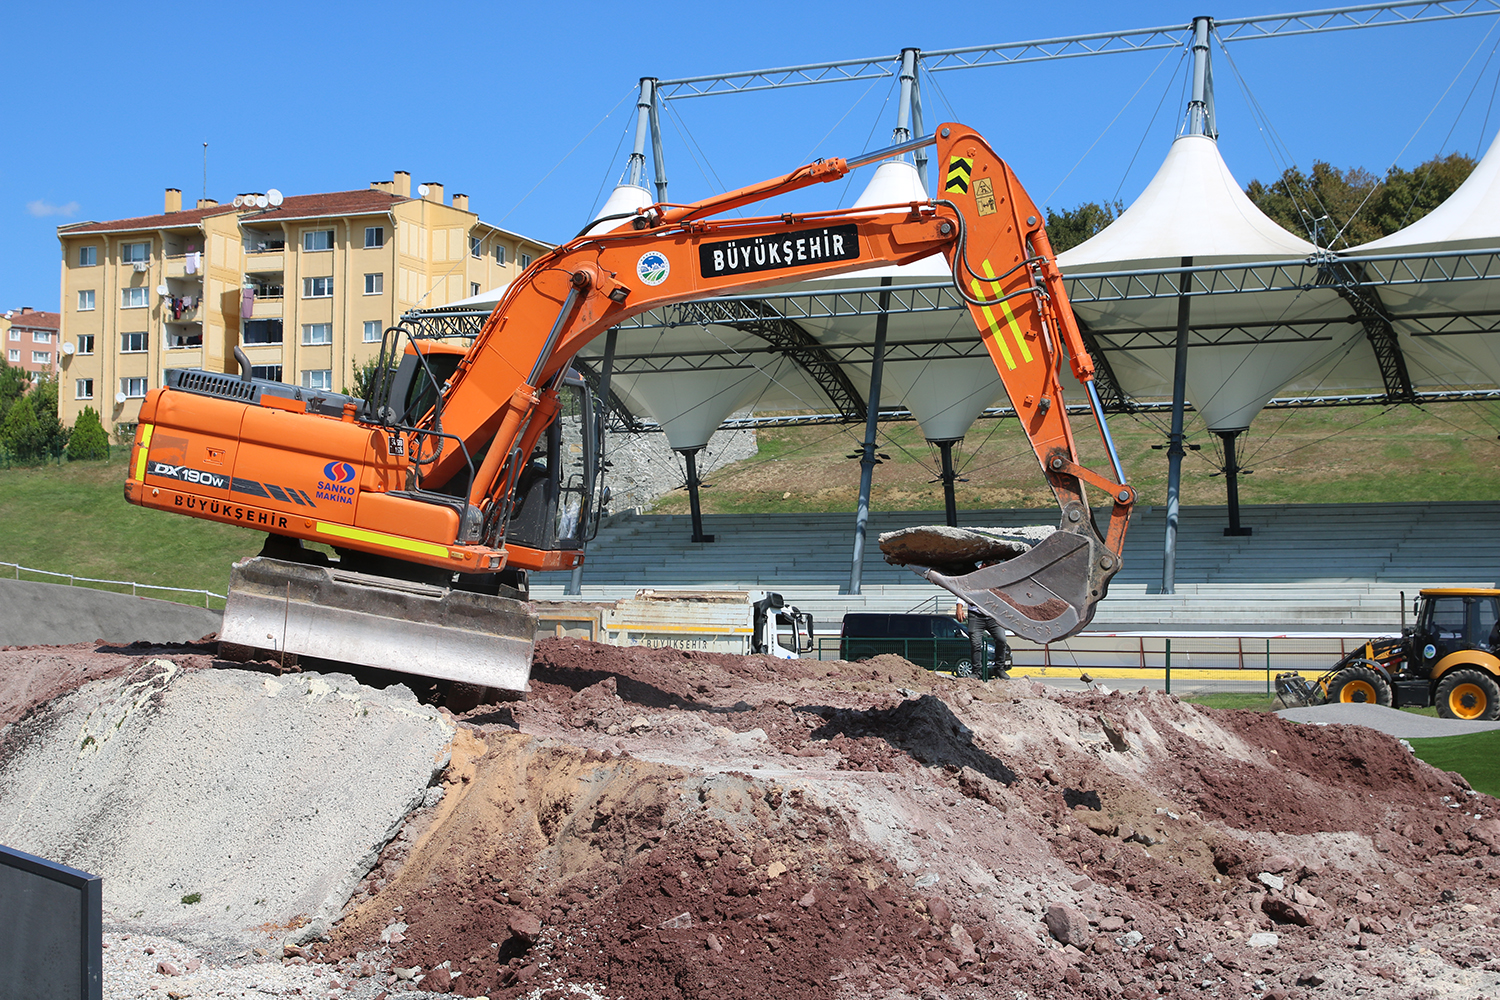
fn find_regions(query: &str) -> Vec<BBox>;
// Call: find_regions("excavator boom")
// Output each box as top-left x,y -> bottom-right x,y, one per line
124,123 -> 1133,684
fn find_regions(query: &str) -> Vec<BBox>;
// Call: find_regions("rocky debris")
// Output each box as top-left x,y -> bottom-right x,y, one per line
878,524 -> 1054,574
9,636 -> 1500,998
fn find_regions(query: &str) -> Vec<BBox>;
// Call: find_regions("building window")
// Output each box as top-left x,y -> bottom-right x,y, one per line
471,282 -> 481,297
32,351 -> 51,365
33,331 -> 51,344
121,377 -> 148,398
122,287 -> 150,308
470,236 -> 482,259
364,226 -> 385,249
251,365 -> 282,382
493,244 -> 506,265
121,331 -> 147,353
302,229 -> 335,251
363,320 -> 382,343
6,349 -> 16,362
242,320 -> 283,344
77,334 -> 94,355
76,378 -> 93,399
302,276 -> 334,298
121,242 -> 149,263
301,369 -> 333,391
79,246 -> 97,267
364,273 -> 383,295
7,329 -> 18,340
302,323 -> 332,345
519,252 -> 532,268
78,289 -> 95,311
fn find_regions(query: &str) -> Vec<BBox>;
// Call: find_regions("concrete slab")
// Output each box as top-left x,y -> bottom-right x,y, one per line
0,579 -> 222,647
1276,702 -> 1500,739
0,658 -> 454,955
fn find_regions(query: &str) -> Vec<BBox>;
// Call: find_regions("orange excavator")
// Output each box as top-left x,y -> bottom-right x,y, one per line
124,123 -> 1135,692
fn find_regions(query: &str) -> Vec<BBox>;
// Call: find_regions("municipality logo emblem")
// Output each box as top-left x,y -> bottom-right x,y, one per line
637,251 -> 670,286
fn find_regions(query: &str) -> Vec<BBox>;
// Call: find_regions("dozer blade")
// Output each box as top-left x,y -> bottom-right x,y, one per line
915,528 -> 1117,644
219,557 -> 535,692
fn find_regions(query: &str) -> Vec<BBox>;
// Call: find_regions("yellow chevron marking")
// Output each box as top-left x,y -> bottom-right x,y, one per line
133,423 -> 154,481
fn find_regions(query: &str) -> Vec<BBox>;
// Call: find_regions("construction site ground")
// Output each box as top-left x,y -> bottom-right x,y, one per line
4,584 -> 1500,999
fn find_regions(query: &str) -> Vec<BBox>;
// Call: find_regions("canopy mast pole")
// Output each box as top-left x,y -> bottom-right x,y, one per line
1185,17 -> 1216,138
849,277 -> 893,595
1163,256 -> 1192,596
626,78 -> 654,189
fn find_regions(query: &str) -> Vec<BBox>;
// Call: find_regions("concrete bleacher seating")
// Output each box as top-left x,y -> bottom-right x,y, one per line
530,501 -> 1500,635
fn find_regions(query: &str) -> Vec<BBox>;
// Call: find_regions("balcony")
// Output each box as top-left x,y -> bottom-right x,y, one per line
244,245 -> 285,273
249,295 -> 282,319
164,254 -> 206,280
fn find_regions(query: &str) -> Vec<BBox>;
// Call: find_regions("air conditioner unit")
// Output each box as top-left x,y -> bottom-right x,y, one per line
133,262 -> 150,273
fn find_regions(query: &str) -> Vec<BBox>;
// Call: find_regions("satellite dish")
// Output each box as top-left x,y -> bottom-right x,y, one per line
233,195 -> 244,208
115,392 -> 127,404
417,184 -> 430,197
255,194 -> 269,209
62,343 -> 75,356
157,284 -> 169,296
267,188 -> 283,207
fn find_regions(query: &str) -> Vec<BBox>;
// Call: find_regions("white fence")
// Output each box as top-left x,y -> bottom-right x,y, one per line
1,561 -> 225,609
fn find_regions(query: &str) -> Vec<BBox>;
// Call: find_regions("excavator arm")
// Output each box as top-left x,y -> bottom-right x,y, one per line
124,122 -> 1132,683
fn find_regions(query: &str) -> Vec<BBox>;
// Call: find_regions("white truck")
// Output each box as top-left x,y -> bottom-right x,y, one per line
535,590 -> 815,659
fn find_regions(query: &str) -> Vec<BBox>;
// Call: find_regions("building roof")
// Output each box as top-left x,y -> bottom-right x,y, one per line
4,309 -> 60,332
59,203 -> 239,236
235,189 -> 412,225
58,189 -> 415,237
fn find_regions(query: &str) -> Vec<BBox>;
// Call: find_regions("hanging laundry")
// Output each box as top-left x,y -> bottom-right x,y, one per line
185,251 -> 200,274
241,287 -> 255,319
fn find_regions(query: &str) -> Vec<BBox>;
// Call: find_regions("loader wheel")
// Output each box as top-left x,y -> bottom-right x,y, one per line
1435,669 -> 1500,721
1326,663 -> 1391,707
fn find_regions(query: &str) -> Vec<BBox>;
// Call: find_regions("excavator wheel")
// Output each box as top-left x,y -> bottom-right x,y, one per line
1435,669 -> 1500,721
1325,662 -> 1391,708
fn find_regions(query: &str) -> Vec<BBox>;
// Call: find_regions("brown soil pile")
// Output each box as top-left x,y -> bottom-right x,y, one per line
324,640 -> 1500,999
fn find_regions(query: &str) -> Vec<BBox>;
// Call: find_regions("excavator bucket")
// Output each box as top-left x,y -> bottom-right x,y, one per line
888,527 -> 1117,644
218,557 -> 535,692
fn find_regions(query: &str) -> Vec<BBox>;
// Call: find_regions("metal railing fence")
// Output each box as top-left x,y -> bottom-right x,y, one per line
2,561 -> 225,610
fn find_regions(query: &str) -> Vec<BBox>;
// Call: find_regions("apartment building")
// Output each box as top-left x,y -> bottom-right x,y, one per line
56,172 -> 549,440
2,307 -> 61,378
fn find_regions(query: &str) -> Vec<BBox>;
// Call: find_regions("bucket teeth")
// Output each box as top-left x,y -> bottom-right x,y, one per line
219,557 -> 535,692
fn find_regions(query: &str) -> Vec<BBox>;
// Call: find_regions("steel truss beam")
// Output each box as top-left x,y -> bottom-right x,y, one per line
672,300 -> 868,420
652,3 -> 1500,98
1316,259 -> 1417,402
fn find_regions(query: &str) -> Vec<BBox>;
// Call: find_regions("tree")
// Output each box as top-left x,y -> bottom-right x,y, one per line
29,374 -> 68,458
0,357 -> 27,428
1045,200 -> 1125,253
67,406 -> 110,460
347,356 -> 387,400
1246,152 -> 1476,248
1,394 -> 44,461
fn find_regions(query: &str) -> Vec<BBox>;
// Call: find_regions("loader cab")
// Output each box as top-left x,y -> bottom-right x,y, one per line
1415,589 -> 1500,667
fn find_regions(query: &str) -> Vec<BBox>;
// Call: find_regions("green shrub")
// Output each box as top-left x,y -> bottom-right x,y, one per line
67,406 -> 110,461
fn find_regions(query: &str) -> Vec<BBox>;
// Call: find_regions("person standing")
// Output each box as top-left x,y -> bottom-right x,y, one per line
963,601 -> 1011,679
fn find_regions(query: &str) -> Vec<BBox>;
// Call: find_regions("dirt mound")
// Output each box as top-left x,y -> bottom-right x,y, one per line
321,643 -> 1500,999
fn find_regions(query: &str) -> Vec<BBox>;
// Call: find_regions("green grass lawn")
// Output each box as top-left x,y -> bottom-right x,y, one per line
0,454 -> 259,604
1408,730 -> 1500,798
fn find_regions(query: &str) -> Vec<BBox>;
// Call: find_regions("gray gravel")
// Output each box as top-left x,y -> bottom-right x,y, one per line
0,659 -> 453,956
1276,702 -> 1500,738
0,578 -> 222,647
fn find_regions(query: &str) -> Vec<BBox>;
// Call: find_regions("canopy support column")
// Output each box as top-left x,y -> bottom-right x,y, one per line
566,328 -> 618,596
678,446 -> 713,544
849,278 -> 893,596
1218,429 -> 1253,537
935,439 -> 960,528
1163,256 -> 1192,596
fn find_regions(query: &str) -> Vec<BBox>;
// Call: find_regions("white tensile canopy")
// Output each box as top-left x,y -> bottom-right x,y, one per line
1057,134 -> 1361,432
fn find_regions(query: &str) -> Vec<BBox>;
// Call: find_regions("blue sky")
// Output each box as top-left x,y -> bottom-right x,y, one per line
3,0 -> 1498,311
